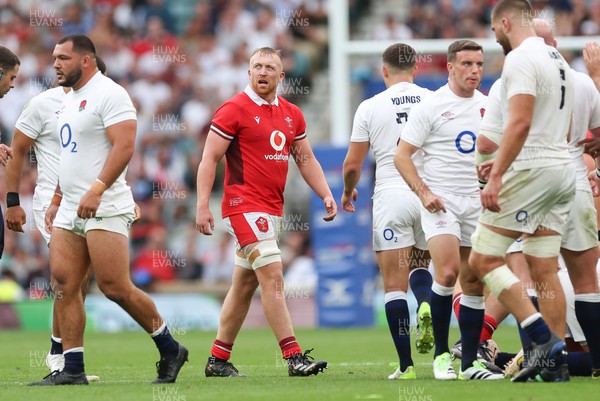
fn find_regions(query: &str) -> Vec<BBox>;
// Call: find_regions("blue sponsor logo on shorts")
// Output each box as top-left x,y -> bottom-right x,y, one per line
515,210 -> 528,223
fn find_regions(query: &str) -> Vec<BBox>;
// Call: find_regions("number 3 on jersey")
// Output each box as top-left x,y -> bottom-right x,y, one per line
60,123 -> 78,153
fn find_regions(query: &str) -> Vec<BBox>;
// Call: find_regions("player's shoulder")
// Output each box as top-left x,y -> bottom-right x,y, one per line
489,78 -> 501,92
418,84 -> 452,107
277,95 -> 304,117
30,86 -> 66,104
571,69 -> 596,90
100,74 -> 128,93
20,87 -> 65,116
213,93 -> 247,120
474,89 -> 487,101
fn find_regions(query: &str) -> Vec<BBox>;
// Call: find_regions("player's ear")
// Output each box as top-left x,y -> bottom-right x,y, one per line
382,65 -> 388,78
81,54 -> 91,68
413,65 -> 418,78
279,71 -> 285,82
502,16 -> 510,33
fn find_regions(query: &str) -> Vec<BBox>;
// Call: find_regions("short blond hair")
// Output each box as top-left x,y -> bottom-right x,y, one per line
249,47 -> 283,69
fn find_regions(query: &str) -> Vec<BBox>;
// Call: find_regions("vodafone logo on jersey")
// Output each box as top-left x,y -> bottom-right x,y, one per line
270,130 -> 286,151
265,130 -> 289,161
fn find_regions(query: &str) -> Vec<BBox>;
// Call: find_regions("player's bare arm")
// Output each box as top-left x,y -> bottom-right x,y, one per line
395,139 -> 446,213
45,184 -> 62,234
291,138 -> 337,221
341,141 -> 369,212
77,119 -> 136,219
579,126 -> 600,156
5,129 -> 34,232
581,126 -> 600,192
475,134 -> 499,183
482,94 -> 534,212
584,42 -> 600,93
195,131 -> 230,235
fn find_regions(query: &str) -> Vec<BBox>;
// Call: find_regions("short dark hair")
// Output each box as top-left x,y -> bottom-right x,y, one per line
382,43 -> 417,72
447,40 -> 483,63
0,46 -> 20,73
57,34 -> 96,55
96,55 -> 106,75
492,0 -> 533,23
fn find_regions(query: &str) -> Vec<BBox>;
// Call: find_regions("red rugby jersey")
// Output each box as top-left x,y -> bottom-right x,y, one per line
210,86 -> 307,217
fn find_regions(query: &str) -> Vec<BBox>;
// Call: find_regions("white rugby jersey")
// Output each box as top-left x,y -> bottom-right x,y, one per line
486,70 -> 599,192
15,87 -> 65,211
350,81 -> 432,193
57,72 -> 136,215
570,69 -> 600,192
500,37 -> 573,170
480,78 -> 502,140
401,84 -> 486,196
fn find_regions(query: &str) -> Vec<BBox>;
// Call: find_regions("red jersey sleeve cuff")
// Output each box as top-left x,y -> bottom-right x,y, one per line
210,124 -> 235,141
294,132 -> 307,141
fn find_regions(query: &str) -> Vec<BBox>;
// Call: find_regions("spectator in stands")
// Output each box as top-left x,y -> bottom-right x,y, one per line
0,269 -> 25,302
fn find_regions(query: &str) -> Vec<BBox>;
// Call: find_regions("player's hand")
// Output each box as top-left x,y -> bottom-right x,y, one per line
584,42 -> 600,78
588,170 -> 600,197
579,137 -> 600,158
77,191 -> 101,219
45,204 -> 59,234
481,175 -> 502,212
5,205 -> 26,233
341,188 -> 358,212
196,206 -> 214,235
323,196 -> 337,221
420,190 -> 446,214
478,160 -> 495,181
133,202 -> 142,224
0,144 -> 13,166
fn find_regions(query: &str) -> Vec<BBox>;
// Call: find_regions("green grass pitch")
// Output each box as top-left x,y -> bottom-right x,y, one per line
0,327 -> 596,401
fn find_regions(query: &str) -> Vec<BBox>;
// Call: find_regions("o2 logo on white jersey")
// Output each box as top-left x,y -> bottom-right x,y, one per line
270,130 -> 286,151
383,228 -> 398,243
455,131 -> 476,154
59,123 -> 78,153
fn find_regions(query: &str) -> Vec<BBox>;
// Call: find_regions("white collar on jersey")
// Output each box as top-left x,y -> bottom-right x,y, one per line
244,84 -> 279,107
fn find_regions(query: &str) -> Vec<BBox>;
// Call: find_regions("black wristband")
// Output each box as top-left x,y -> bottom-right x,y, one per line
6,192 -> 20,208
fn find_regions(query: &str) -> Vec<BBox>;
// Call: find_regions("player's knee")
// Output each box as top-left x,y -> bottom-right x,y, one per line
436,270 -> 458,287
521,236 -> 561,258
471,224 -> 515,258
245,240 -> 282,270
482,264 -> 520,298
237,274 -> 259,295
97,281 -> 129,304
51,273 -> 81,295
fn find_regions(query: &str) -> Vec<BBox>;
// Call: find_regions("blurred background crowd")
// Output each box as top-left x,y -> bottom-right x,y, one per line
0,0 -> 597,300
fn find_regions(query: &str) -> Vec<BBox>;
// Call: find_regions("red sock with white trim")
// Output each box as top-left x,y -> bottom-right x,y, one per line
279,336 -> 302,359
211,339 -> 233,362
452,292 -> 462,320
480,315 -> 498,342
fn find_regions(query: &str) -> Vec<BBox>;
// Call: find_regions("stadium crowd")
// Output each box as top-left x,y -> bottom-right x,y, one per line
0,0 -> 349,296
0,0 -> 598,298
